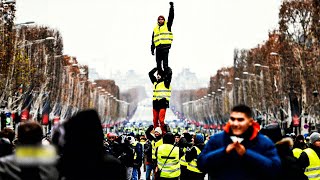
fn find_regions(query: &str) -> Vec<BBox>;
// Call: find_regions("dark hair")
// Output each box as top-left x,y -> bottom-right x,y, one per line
231,104 -> 253,118
260,123 -> 282,143
163,132 -> 175,145
17,121 -> 43,145
0,127 -> 15,142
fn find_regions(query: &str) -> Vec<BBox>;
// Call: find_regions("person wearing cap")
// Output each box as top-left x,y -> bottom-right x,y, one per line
293,134 -> 307,159
298,132 -> 320,179
185,133 -> 206,180
149,66 -> 172,135
305,136 -> 311,148
197,104 -> 281,180
145,125 -> 164,180
174,133 -> 181,144
151,2 -> 174,73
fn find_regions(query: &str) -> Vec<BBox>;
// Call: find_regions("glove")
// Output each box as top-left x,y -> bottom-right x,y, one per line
151,50 -> 154,56
169,2 -> 174,6
147,125 -> 154,132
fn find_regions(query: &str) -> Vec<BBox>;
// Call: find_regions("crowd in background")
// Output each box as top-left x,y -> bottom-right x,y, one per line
0,105 -> 318,179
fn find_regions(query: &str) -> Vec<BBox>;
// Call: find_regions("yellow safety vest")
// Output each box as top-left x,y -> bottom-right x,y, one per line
180,147 -> 188,166
304,148 -> 320,179
187,146 -> 202,173
132,141 -> 138,160
293,148 -> 303,159
152,139 -> 163,160
153,82 -> 171,101
157,144 -> 180,178
153,22 -> 173,47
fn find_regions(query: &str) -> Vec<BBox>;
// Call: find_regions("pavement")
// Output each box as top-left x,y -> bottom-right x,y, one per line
139,166 -> 208,180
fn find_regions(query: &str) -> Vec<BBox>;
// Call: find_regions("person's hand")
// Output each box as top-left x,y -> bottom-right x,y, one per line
169,2 -> 174,6
226,143 -> 236,154
148,125 -> 154,131
151,50 -> 154,56
234,142 -> 246,156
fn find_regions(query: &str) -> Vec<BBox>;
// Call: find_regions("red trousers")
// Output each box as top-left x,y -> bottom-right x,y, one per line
153,109 -> 166,134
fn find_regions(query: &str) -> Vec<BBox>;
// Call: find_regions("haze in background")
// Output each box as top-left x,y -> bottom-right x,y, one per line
16,0 -> 281,79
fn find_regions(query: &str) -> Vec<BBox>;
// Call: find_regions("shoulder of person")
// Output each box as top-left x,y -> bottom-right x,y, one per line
256,133 -> 275,144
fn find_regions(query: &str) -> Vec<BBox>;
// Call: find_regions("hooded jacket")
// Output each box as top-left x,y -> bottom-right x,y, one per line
197,121 -> 281,180
275,138 -> 307,180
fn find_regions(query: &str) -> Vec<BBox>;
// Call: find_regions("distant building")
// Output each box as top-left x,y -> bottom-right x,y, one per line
104,68 -> 207,93
111,70 -> 150,92
171,68 -> 208,90
89,68 -> 101,80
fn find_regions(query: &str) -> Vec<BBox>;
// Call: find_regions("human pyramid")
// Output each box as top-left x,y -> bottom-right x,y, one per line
149,2 -> 174,135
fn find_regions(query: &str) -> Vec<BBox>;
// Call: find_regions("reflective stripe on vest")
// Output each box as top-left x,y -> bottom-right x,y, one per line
132,141 -> 138,160
180,147 -> 188,166
153,82 -> 171,101
187,146 -> 202,173
293,148 -> 303,159
304,148 -> 320,180
157,144 -> 180,178
152,139 -> 163,160
153,22 -> 173,47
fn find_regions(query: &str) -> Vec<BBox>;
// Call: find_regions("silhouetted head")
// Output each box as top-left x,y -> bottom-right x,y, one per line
17,121 -> 43,145
163,132 -> 175,145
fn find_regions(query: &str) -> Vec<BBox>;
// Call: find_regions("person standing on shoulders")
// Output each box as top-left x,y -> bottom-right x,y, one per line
151,2 -> 174,73
149,67 -> 172,135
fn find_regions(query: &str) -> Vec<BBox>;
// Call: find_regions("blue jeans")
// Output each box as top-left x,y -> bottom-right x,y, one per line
146,164 -> 154,180
132,167 -> 139,180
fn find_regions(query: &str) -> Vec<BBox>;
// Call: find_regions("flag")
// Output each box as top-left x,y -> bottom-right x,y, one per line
289,90 -> 300,127
42,99 -> 50,125
21,93 -> 33,121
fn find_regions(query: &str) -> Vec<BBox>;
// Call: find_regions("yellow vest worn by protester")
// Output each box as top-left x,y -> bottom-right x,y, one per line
180,147 -> 188,167
132,141 -> 138,160
303,148 -> 320,179
152,138 -> 163,160
293,148 -> 303,159
153,82 -> 171,101
187,146 -> 202,173
153,22 -> 173,47
157,144 -> 180,178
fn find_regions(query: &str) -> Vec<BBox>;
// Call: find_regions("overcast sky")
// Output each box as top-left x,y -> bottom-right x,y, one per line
16,0 -> 281,79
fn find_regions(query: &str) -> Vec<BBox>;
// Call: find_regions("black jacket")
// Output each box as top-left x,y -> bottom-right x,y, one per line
275,138 -> 307,180
0,154 -> 59,180
298,144 -> 320,171
149,67 -> 172,110
151,4 -> 174,52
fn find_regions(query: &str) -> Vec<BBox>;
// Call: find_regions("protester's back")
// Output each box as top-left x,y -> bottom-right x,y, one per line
57,109 -> 126,180
0,121 -> 59,180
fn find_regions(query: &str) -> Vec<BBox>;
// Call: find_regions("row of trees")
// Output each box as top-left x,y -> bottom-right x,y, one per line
178,0 -> 320,135
0,11 -> 136,130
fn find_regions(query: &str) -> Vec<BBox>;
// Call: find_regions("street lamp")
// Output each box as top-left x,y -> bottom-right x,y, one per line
313,90 -> 319,98
14,21 -> 35,27
270,52 -> 278,56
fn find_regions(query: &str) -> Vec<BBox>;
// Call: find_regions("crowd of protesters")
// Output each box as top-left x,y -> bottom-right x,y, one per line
0,105 -> 318,180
